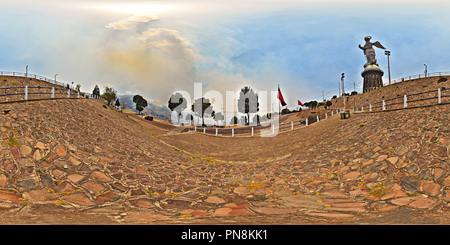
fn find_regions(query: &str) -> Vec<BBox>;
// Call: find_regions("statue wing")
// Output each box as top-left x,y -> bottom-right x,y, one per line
372,41 -> 386,49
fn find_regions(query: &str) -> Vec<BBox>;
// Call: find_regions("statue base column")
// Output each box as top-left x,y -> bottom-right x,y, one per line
362,64 -> 384,93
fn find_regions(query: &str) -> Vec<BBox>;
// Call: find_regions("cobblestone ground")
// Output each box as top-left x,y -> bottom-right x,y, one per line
1,99 -> 450,224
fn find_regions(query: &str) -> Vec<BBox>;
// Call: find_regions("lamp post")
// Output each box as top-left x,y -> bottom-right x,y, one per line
424,64 -> 427,78
338,79 -> 341,98
341,73 -> 345,110
25,65 -> 28,77
385,50 -> 391,85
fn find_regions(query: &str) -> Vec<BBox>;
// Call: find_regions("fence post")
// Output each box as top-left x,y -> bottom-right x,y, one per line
67,89 -> 70,98
370,104 -> 372,112
216,128 -> 218,136
332,111 -> 333,116
272,125 -> 275,134
291,121 -> 293,130
362,106 -> 364,113
232,128 -> 234,137
306,119 -> 308,126
325,113 -> 328,119
383,100 -> 385,111
51,87 -> 54,98
77,91 -> 80,98
203,127 -> 205,134
24,86 -> 28,100
438,88 -> 441,104
195,125 -> 197,132
317,115 -> 319,122
252,127 -> 254,136
404,95 -> 407,108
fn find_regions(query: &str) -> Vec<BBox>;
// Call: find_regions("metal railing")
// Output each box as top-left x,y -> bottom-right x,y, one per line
1,71 -> 66,87
388,71 -> 450,85
353,86 -> 450,113
186,108 -> 345,137
0,71 -> 104,102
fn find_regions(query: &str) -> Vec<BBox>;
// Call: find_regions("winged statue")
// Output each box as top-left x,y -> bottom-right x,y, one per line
359,36 -> 385,68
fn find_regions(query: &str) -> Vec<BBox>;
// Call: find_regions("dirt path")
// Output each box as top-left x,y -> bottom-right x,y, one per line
156,113 -> 345,162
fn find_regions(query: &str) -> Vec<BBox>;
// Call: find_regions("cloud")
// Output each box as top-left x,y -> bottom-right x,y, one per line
105,13 -> 159,30
99,26 -> 198,104
137,28 -> 195,60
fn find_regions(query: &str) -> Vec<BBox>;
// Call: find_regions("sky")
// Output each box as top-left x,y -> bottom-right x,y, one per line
1,0 -> 450,116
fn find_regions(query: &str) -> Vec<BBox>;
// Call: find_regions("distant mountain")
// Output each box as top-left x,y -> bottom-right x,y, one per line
116,95 -> 172,120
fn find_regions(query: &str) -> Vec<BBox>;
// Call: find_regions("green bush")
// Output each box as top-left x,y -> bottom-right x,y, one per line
437,77 -> 448,83
102,105 -> 107,109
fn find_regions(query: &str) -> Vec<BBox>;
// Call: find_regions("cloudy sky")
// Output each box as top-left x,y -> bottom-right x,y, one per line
1,0 -> 450,114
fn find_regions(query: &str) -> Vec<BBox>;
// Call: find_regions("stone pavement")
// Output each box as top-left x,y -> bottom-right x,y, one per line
1,98 -> 450,224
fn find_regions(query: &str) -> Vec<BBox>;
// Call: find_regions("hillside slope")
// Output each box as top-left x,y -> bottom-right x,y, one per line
0,99 -> 194,207
1,75 -> 450,224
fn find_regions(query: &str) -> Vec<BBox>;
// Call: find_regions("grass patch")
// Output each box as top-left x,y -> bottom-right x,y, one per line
369,182 -> 388,197
174,148 -> 185,153
6,137 -> 22,147
53,200 -> 65,206
359,123 -> 365,128
174,213 -> 193,218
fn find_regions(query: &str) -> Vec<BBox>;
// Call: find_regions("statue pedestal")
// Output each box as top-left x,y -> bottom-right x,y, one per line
362,64 -> 384,93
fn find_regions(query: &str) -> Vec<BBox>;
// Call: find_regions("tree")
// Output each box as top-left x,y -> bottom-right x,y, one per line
252,114 -> 260,126
191,97 -> 215,126
239,116 -> 247,126
185,113 -> 193,121
93,85 -> 100,99
304,100 -> 318,110
133,95 -> 148,115
230,116 -> 238,125
120,101 -> 127,112
115,98 -> 120,109
102,86 -> 117,106
214,112 -> 224,127
281,108 -> 290,114
325,101 -> 332,109
168,93 -> 187,124
237,86 -> 259,126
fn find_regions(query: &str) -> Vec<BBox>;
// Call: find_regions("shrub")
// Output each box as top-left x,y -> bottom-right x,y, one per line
438,77 -> 448,83
102,105 -> 107,109
359,123 -> 365,127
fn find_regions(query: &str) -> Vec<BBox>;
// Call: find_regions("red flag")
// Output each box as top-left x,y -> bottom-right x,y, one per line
277,86 -> 287,106
298,100 -> 304,106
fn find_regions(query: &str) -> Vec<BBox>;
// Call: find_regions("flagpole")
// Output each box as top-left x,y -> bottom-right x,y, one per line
278,84 -> 280,116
